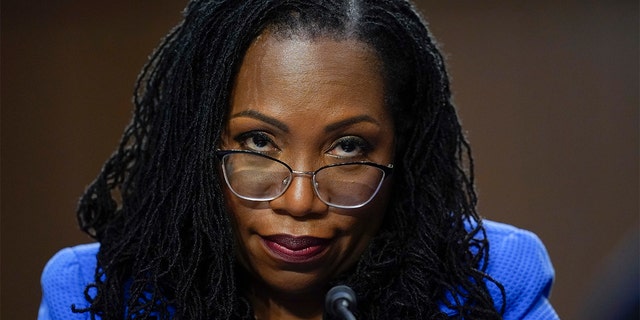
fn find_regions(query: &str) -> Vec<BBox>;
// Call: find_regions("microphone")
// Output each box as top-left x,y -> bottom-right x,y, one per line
325,285 -> 357,320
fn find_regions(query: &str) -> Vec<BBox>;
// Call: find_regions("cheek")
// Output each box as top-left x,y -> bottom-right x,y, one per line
224,189 -> 259,239
223,188 -> 252,250
363,180 -> 391,224
337,183 -> 391,268
224,192 -> 258,271
357,184 -> 390,234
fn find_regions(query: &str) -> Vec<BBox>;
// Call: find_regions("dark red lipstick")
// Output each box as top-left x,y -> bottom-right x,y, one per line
262,235 -> 330,263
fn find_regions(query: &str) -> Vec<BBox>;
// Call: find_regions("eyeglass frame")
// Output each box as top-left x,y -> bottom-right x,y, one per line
215,149 -> 394,209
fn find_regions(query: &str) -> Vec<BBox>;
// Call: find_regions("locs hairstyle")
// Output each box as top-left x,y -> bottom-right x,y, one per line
75,0 -> 505,319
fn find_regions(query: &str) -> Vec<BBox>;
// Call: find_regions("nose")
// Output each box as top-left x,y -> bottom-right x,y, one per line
269,172 -> 328,218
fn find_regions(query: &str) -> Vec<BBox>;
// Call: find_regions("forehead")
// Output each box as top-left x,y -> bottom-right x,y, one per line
230,32 -> 386,118
242,32 -> 380,78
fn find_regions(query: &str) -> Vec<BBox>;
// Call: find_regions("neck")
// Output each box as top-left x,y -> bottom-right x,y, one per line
247,282 -> 324,320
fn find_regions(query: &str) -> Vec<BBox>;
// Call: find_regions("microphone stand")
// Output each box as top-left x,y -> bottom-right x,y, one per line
325,285 -> 357,320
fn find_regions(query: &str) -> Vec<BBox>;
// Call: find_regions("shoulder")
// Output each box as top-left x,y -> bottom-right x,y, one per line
42,243 -> 100,277
483,220 -> 551,266
482,220 -> 559,319
482,220 -> 554,284
39,243 -> 100,320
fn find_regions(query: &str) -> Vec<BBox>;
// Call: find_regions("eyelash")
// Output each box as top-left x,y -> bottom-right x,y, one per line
233,131 -> 373,158
235,131 -> 277,152
328,136 -> 373,158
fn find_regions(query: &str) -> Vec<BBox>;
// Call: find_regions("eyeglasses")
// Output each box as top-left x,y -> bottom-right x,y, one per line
215,150 -> 393,209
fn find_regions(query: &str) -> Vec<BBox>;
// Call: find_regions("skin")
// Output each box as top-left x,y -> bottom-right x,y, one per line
220,31 -> 395,320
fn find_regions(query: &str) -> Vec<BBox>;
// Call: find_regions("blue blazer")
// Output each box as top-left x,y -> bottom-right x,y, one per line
38,220 -> 558,319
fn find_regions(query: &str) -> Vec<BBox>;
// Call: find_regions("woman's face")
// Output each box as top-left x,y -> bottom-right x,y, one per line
220,32 -> 395,297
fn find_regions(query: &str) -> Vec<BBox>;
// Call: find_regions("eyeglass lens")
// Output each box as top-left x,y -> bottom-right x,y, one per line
221,152 -> 385,208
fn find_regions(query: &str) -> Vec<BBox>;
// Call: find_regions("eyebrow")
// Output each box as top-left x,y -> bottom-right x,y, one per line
230,110 -> 290,132
230,110 -> 380,133
324,115 -> 380,133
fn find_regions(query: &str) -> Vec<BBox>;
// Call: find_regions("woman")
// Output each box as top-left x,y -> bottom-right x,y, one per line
39,1 -> 558,319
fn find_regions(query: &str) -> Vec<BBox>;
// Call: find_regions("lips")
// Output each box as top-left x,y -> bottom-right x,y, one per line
262,235 -> 330,263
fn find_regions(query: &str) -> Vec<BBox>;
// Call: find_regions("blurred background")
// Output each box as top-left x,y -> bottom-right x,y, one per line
2,1 -> 638,318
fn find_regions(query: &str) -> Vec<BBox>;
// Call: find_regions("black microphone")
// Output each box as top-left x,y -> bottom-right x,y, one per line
325,285 -> 357,320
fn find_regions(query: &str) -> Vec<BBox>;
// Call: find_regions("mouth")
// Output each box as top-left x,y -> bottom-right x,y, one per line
261,234 -> 331,264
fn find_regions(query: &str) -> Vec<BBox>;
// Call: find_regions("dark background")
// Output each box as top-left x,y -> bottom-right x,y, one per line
2,1 -> 638,318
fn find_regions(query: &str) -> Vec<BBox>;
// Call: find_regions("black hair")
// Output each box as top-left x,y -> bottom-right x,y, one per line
74,0 -> 505,319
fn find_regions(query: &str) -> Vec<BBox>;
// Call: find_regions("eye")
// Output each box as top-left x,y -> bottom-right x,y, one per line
327,136 -> 372,159
235,131 -> 277,152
